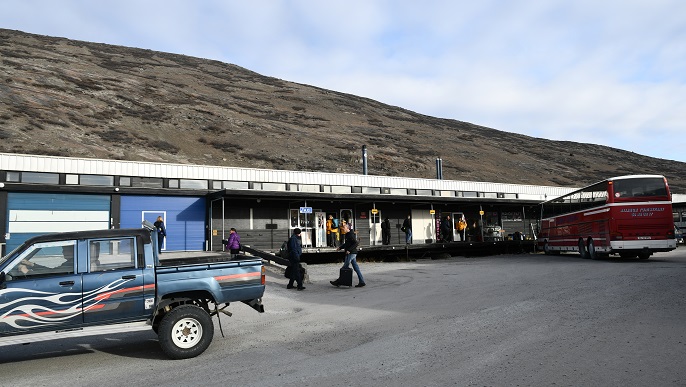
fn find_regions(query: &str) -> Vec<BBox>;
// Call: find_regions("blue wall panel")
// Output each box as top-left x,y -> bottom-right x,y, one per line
6,193 -> 111,252
120,196 -> 206,251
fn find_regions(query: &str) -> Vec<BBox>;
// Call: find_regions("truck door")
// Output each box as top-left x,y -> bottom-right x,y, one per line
0,240 -> 82,335
81,236 -> 153,325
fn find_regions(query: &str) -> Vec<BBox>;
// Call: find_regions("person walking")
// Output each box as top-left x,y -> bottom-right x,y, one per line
381,217 -> 391,245
153,216 -> 166,254
330,222 -> 366,288
287,228 -> 306,290
226,228 -> 241,258
402,215 -> 412,244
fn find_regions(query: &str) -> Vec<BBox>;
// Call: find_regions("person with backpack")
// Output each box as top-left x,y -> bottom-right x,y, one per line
287,228 -> 305,290
402,215 -> 412,244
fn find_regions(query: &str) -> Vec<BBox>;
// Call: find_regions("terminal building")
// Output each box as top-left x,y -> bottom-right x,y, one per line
1,152 -> 683,256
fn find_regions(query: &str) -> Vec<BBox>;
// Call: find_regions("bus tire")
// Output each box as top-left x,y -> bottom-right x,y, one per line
587,238 -> 598,260
544,241 -> 551,255
638,251 -> 651,260
578,238 -> 588,259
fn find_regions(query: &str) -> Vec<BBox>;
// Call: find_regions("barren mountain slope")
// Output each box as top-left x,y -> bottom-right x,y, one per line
1,29 -> 684,191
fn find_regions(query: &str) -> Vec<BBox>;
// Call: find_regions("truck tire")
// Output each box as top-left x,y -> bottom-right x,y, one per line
158,305 -> 214,359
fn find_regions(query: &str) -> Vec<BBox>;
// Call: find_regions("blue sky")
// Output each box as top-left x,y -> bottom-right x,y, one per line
2,0 -> 685,162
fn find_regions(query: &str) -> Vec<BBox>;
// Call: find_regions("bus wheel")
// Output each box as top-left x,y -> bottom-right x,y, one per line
578,238 -> 588,259
544,241 -> 551,255
587,238 -> 598,260
638,251 -> 651,260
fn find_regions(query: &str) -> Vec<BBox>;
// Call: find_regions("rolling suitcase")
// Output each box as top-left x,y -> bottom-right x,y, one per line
339,267 -> 353,287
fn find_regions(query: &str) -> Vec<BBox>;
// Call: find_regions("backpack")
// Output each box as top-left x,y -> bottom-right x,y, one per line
332,218 -> 339,228
279,240 -> 289,258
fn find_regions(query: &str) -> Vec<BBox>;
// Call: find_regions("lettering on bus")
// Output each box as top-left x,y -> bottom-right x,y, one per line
620,207 -> 665,217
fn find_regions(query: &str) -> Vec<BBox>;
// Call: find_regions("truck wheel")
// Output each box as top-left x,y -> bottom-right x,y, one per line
638,251 -> 651,260
158,305 -> 214,359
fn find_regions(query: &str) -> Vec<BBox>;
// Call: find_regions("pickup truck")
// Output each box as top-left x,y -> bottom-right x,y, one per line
0,223 -> 265,359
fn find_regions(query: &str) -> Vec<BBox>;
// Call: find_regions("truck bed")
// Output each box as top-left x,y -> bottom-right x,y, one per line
158,252 -> 258,267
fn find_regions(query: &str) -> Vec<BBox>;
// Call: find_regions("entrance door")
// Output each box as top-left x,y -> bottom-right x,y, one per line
142,211 -> 166,252
369,209 -> 381,245
289,208 -> 314,247
0,240 -> 82,335
452,212 -> 465,241
315,211 -> 327,248
411,209 -> 435,243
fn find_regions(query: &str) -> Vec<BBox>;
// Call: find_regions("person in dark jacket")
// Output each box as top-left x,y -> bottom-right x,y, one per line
381,217 -> 391,245
441,215 -> 453,242
330,222 -> 366,287
153,216 -> 166,254
287,228 -> 305,290
402,215 -> 412,244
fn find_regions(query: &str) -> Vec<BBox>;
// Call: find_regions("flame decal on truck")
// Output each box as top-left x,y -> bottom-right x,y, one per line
0,278 -> 136,329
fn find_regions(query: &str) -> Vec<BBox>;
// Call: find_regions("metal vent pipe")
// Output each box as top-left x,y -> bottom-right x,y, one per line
362,145 -> 368,175
436,157 -> 443,179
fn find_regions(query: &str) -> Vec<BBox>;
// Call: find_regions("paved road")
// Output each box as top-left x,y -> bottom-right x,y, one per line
2,250 -> 685,386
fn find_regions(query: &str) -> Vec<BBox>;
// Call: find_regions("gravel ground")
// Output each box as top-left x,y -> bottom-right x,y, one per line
2,250 -> 685,387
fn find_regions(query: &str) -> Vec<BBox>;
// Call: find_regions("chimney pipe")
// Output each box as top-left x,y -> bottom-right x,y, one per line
436,157 -> 443,180
362,145 -> 368,175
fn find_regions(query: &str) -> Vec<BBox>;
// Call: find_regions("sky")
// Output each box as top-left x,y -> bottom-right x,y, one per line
2,0 -> 685,162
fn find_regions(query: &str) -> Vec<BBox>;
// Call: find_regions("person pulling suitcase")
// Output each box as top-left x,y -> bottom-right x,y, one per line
330,222 -> 366,288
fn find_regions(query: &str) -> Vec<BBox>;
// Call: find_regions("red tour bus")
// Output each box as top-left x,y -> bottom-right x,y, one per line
537,175 -> 676,259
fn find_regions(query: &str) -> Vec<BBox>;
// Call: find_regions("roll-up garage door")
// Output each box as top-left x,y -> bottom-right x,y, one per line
119,196 -> 206,251
6,193 -> 111,252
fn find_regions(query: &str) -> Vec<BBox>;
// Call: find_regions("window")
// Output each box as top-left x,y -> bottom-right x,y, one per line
613,177 -> 667,199
80,175 -> 114,186
119,176 -> 132,186
362,187 -> 381,194
168,179 -> 179,188
5,241 -> 75,281
262,182 -> 287,191
179,179 -> 208,189
331,186 -> 352,194
132,177 -> 163,188
66,174 -> 79,184
89,238 -> 135,272
224,181 -> 249,190
21,172 -> 59,184
299,184 -> 320,193
6,171 -> 20,182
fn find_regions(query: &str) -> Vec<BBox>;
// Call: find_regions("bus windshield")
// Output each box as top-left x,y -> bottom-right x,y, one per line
612,177 -> 668,201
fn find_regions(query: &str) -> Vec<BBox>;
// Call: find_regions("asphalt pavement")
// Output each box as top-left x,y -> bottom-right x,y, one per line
2,249 -> 685,386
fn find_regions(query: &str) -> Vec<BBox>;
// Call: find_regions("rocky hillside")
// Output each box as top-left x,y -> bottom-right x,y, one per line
1,28 -> 685,192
